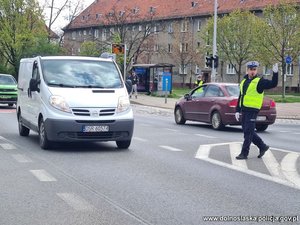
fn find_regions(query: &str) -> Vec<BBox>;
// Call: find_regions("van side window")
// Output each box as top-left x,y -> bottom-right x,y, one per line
32,62 -> 40,81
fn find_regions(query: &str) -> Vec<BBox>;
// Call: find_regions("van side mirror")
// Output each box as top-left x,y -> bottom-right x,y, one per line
29,78 -> 40,92
125,79 -> 132,94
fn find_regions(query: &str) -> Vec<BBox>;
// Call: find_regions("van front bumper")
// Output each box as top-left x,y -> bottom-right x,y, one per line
44,118 -> 134,142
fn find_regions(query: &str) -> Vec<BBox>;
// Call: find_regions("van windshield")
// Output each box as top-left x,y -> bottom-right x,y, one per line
41,59 -> 123,88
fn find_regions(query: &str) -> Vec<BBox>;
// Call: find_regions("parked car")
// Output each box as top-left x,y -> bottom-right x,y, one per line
0,73 -> 18,107
174,83 -> 276,131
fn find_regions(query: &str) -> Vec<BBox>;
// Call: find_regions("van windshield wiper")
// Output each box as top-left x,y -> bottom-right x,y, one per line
48,83 -> 76,88
74,85 -> 105,88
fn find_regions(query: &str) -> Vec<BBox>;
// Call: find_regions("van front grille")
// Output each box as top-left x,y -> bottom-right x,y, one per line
72,108 -> 116,117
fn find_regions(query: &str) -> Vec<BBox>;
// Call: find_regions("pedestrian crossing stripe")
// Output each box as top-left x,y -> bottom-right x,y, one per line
195,142 -> 300,190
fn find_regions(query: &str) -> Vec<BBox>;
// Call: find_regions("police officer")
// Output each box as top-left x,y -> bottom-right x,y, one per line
235,61 -> 278,160
194,74 -> 205,88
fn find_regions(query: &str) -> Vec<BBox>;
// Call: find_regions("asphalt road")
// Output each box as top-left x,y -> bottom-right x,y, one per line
0,105 -> 299,225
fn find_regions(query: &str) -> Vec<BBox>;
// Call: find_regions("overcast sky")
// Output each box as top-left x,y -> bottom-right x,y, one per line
39,0 -> 95,33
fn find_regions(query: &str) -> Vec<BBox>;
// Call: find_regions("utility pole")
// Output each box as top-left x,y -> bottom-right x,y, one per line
211,0 -> 218,82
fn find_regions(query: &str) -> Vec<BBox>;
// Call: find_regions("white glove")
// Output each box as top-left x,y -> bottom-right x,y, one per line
272,63 -> 278,73
235,112 -> 240,121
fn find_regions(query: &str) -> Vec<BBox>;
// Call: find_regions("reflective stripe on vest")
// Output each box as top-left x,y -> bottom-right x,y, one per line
239,77 -> 264,109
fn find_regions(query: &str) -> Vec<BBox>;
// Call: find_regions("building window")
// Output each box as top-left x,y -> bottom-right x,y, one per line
132,26 -> 136,32
197,20 -> 201,31
110,27 -> 114,34
154,44 -> 159,52
139,25 -> 142,31
72,31 -> 76,40
227,64 -> 236,74
181,20 -> 188,32
168,22 -> 173,33
94,29 -> 99,38
195,65 -> 200,74
102,29 -> 107,40
83,30 -> 87,36
168,44 -> 172,53
286,63 -> 294,76
179,64 -> 187,74
206,31 -> 210,46
180,43 -> 188,52
153,24 -> 159,34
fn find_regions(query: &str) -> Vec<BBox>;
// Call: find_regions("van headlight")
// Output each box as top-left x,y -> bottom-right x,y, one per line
49,95 -> 71,113
116,96 -> 130,113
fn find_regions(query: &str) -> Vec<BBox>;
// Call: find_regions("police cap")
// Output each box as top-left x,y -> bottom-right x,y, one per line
246,61 -> 259,68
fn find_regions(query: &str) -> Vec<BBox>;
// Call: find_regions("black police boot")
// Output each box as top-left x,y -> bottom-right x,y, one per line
258,145 -> 269,158
236,154 -> 248,160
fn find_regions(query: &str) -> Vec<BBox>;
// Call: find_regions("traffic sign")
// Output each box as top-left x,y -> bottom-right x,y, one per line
112,43 -> 125,54
285,56 -> 292,64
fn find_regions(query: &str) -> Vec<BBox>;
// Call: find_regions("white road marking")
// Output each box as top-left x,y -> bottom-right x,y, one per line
164,128 -> 178,132
159,145 -> 183,152
30,170 -> 57,182
57,193 -> 95,211
0,136 -> 6,140
0,143 -> 16,150
195,134 -> 216,139
281,153 -> 300,187
195,145 -> 211,159
11,154 -> 33,163
279,131 -> 289,133
133,137 -> 148,142
195,143 -> 300,190
262,150 -> 284,179
230,143 -> 247,169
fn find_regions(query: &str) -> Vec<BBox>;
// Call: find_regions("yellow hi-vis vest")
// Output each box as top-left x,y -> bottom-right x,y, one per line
195,80 -> 204,87
239,77 -> 264,109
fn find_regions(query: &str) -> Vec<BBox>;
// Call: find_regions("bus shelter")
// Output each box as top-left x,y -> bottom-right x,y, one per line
132,63 -> 174,95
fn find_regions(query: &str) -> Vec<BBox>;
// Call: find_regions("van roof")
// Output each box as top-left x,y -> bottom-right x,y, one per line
20,56 -> 113,63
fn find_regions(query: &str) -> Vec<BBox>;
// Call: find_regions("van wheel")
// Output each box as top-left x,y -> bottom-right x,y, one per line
18,114 -> 30,136
39,119 -> 51,149
116,140 -> 131,149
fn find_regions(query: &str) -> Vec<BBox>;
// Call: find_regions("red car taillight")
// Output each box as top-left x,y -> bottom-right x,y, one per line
228,99 -> 238,107
270,99 -> 276,108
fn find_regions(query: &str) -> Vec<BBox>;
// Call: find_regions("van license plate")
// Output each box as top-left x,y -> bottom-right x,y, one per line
83,125 -> 109,132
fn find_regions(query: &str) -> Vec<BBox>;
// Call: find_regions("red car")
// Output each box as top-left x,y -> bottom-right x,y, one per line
174,83 -> 276,131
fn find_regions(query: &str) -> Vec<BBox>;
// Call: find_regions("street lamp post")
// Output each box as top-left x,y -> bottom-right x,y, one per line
211,0 -> 218,82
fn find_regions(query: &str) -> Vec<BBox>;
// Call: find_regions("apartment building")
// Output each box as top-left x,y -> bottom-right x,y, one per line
63,0 -> 300,91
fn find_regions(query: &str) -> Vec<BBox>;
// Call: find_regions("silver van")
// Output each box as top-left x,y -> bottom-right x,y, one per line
17,56 -> 134,149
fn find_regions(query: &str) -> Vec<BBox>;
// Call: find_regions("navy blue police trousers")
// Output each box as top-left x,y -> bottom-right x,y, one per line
240,110 -> 267,157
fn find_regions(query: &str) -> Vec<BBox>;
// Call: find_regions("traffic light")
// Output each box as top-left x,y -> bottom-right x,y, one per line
205,56 -> 213,68
213,55 -> 219,68
112,43 -> 125,54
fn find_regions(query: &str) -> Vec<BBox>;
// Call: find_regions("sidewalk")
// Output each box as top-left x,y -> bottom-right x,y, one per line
130,94 -> 300,120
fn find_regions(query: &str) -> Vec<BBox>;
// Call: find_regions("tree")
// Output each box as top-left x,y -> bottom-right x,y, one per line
164,19 -> 201,87
257,1 -> 300,98
79,41 -> 99,56
203,10 -> 264,82
0,0 -> 47,75
40,0 -> 83,44
101,6 -> 157,74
